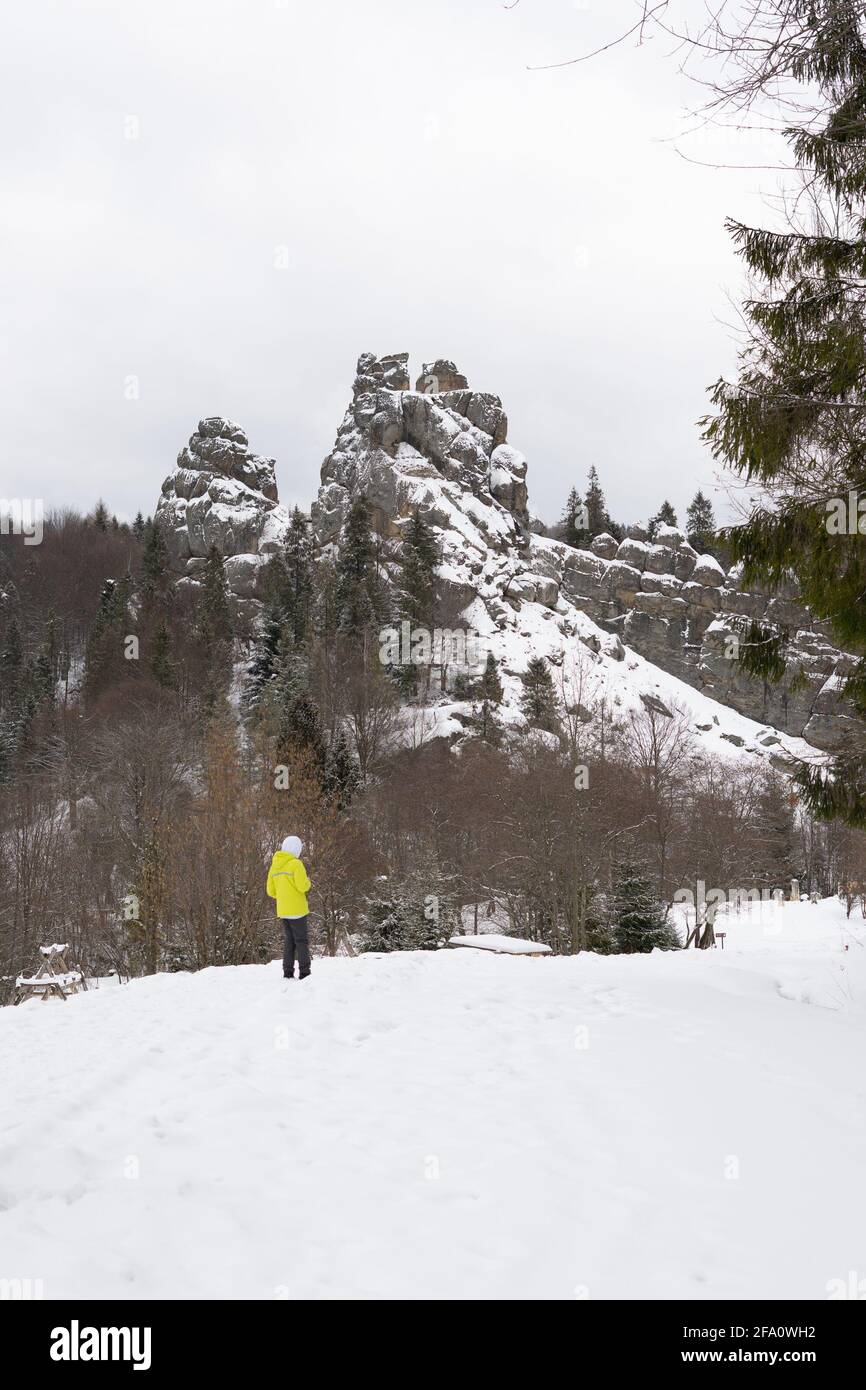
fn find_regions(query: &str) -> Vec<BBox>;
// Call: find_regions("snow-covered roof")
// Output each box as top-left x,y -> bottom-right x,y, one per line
448,934 -> 553,955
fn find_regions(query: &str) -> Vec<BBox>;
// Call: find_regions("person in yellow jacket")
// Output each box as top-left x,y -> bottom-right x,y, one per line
267,835 -> 312,980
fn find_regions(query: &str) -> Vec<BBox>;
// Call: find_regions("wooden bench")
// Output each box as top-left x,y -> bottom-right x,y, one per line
14,944 -> 86,1005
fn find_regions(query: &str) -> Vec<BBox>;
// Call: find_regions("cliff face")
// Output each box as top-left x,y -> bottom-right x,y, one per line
154,353 -> 861,755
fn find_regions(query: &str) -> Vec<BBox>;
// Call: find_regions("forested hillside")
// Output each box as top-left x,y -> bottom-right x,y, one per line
3,486 -> 865,1000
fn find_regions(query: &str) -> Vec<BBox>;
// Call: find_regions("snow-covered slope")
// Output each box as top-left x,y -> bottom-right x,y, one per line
3,899 -> 864,1299
440,572 -> 825,769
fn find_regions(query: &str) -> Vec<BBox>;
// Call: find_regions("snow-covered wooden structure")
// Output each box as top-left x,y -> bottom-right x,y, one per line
447,934 -> 552,957
14,943 -> 86,1005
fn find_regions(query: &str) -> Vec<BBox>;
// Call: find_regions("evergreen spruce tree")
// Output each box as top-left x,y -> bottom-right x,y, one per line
584,465 -> 610,540
91,499 -> 110,531
648,500 -> 678,538
84,575 -> 132,695
687,3 -> 866,825
0,620 -> 24,706
0,623 -> 29,778
141,520 -> 170,601
32,646 -> 55,704
610,856 -> 680,953
132,512 -> 146,540
38,612 -> 59,698
469,697 -> 501,745
84,582 -> 114,686
480,651 -> 503,704
519,656 -> 560,733
323,728 -> 360,810
561,486 -> 584,548
311,557 -> 339,643
271,628 -> 310,718
244,603 -> 285,712
452,670 -> 470,699
278,691 -> 325,768
335,496 -> 389,637
604,2 -> 866,825
194,548 -> 233,708
280,507 -> 314,644
150,621 -> 174,689
582,892 -> 617,955
399,509 -> 438,627
360,876 -> 456,952
392,658 -> 420,701
685,489 -> 716,553
197,545 -> 233,647
563,468 -> 616,546
751,774 -> 800,891
541,3 -> 866,825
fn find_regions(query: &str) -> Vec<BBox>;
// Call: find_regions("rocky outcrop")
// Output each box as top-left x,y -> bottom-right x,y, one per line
312,352 -> 528,548
155,417 -> 291,605
550,523 -> 858,751
153,355 -> 862,756
312,353 -> 860,753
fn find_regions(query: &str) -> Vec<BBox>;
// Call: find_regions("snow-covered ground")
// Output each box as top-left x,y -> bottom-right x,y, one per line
2,899 -> 864,1300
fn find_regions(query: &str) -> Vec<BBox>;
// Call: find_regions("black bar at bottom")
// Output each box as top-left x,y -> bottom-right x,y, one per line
1,1298 -> 861,1374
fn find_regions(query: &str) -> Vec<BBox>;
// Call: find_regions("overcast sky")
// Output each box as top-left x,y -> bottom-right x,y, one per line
2,0 -> 786,532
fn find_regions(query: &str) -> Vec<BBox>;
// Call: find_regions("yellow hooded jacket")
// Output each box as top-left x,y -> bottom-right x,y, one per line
266,851 -> 311,919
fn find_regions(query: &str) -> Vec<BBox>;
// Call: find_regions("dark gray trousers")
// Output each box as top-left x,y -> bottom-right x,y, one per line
282,917 -> 310,978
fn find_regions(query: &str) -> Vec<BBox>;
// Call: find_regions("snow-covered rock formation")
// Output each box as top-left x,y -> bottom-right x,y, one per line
153,353 -> 862,757
308,352 -> 859,754
156,416 -> 290,606
312,350 -> 528,547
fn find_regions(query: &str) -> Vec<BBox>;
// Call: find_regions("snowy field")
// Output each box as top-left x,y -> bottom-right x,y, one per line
1,899 -> 865,1300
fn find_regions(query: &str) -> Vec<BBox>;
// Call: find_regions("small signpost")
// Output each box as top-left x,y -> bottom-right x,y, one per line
13,944 -> 86,1005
